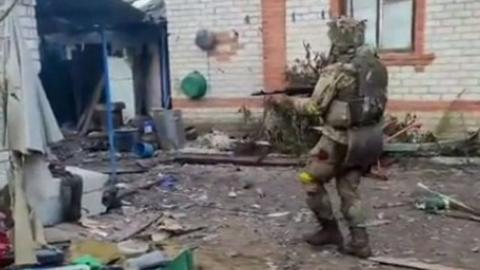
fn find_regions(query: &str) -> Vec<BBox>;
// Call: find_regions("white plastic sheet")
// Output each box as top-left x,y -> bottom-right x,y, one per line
1,4 -> 63,265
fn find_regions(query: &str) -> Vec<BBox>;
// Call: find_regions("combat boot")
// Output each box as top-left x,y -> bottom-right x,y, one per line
304,219 -> 343,247
343,227 -> 372,258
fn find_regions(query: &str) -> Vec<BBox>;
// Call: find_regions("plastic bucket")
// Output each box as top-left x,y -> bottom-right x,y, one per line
134,142 -> 155,158
114,128 -> 138,152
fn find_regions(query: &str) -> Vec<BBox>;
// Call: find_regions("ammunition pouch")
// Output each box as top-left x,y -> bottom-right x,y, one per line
325,98 -> 384,129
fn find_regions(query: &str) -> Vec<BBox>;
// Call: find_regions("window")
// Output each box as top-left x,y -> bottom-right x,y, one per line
345,0 -> 414,52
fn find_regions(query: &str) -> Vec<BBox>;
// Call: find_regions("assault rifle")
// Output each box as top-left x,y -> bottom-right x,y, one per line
251,86 -> 314,97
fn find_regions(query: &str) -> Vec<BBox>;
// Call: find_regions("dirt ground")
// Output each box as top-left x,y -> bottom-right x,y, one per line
64,154 -> 480,270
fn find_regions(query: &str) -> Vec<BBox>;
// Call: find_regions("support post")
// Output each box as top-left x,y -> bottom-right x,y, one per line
100,28 -> 117,182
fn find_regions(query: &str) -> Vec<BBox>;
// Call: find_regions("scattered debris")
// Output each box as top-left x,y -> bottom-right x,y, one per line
369,256 -> 469,270
267,212 -> 290,218
241,179 -> 254,190
185,126 -> 199,141
429,157 -> 480,166
415,195 -> 450,214
117,239 -> 149,257
228,191 -> 238,198
443,212 -> 480,224
124,250 -> 170,269
417,183 -> 480,216
78,218 -> 109,238
109,212 -> 163,242
194,130 -> 236,151
384,130 -> 479,156
159,174 -> 180,191
362,219 -> 391,228
151,231 -> 171,243
70,240 -> 121,265
117,178 -> 166,200
256,188 -> 266,198
156,215 -> 206,237
226,250 -> 240,258
383,114 -> 434,144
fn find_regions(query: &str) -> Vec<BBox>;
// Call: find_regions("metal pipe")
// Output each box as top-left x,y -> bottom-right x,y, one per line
159,20 -> 172,109
100,28 -> 117,182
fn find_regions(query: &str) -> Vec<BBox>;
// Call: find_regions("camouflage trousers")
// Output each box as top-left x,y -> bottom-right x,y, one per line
299,135 -> 366,227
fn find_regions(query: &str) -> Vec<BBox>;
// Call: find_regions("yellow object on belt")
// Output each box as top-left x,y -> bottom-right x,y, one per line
305,102 -> 321,116
298,172 -> 315,185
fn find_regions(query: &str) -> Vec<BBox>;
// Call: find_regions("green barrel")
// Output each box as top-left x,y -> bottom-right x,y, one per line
180,71 -> 207,100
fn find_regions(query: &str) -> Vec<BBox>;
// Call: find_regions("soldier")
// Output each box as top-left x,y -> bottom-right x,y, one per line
274,17 -> 388,258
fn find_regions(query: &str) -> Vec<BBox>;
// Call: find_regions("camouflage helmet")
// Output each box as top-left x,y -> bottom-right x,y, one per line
327,17 -> 366,51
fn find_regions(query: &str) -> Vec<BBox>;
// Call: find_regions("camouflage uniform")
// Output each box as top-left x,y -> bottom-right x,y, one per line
293,17 -> 388,258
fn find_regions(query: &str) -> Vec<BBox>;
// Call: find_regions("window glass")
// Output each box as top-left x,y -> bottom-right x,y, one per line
351,0 -> 377,46
381,0 -> 413,50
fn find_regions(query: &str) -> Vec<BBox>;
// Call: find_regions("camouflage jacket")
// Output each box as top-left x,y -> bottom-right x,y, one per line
293,62 -> 357,145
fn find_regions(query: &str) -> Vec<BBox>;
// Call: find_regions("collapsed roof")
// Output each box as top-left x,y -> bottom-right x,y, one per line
123,0 -> 166,23
37,0 -> 167,35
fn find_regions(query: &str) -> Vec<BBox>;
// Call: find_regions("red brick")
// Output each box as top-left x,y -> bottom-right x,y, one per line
262,0 -> 287,91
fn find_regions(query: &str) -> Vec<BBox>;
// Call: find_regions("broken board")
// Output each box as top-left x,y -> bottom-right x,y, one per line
369,256 -> 470,270
174,153 -> 301,167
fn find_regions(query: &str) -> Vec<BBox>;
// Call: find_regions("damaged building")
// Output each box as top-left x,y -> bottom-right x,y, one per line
37,0 -> 171,128
163,0 -> 480,137
0,0 -> 479,269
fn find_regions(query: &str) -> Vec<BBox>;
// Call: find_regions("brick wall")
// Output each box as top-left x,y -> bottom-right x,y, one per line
389,0 -> 480,102
262,0 -> 287,91
286,0 -> 480,133
286,0 -> 331,62
167,0 -> 264,99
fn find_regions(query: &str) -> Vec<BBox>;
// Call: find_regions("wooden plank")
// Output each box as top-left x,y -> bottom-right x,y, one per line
79,76 -> 104,135
174,153 -> 301,167
444,211 -> 480,224
173,153 -> 387,181
384,132 -> 478,154
109,213 -> 162,242
369,256 -> 469,270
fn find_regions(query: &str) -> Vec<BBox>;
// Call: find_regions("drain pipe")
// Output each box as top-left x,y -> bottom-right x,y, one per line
159,19 -> 172,109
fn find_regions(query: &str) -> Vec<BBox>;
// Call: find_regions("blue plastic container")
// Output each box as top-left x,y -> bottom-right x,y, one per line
134,142 -> 155,158
114,128 -> 139,152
